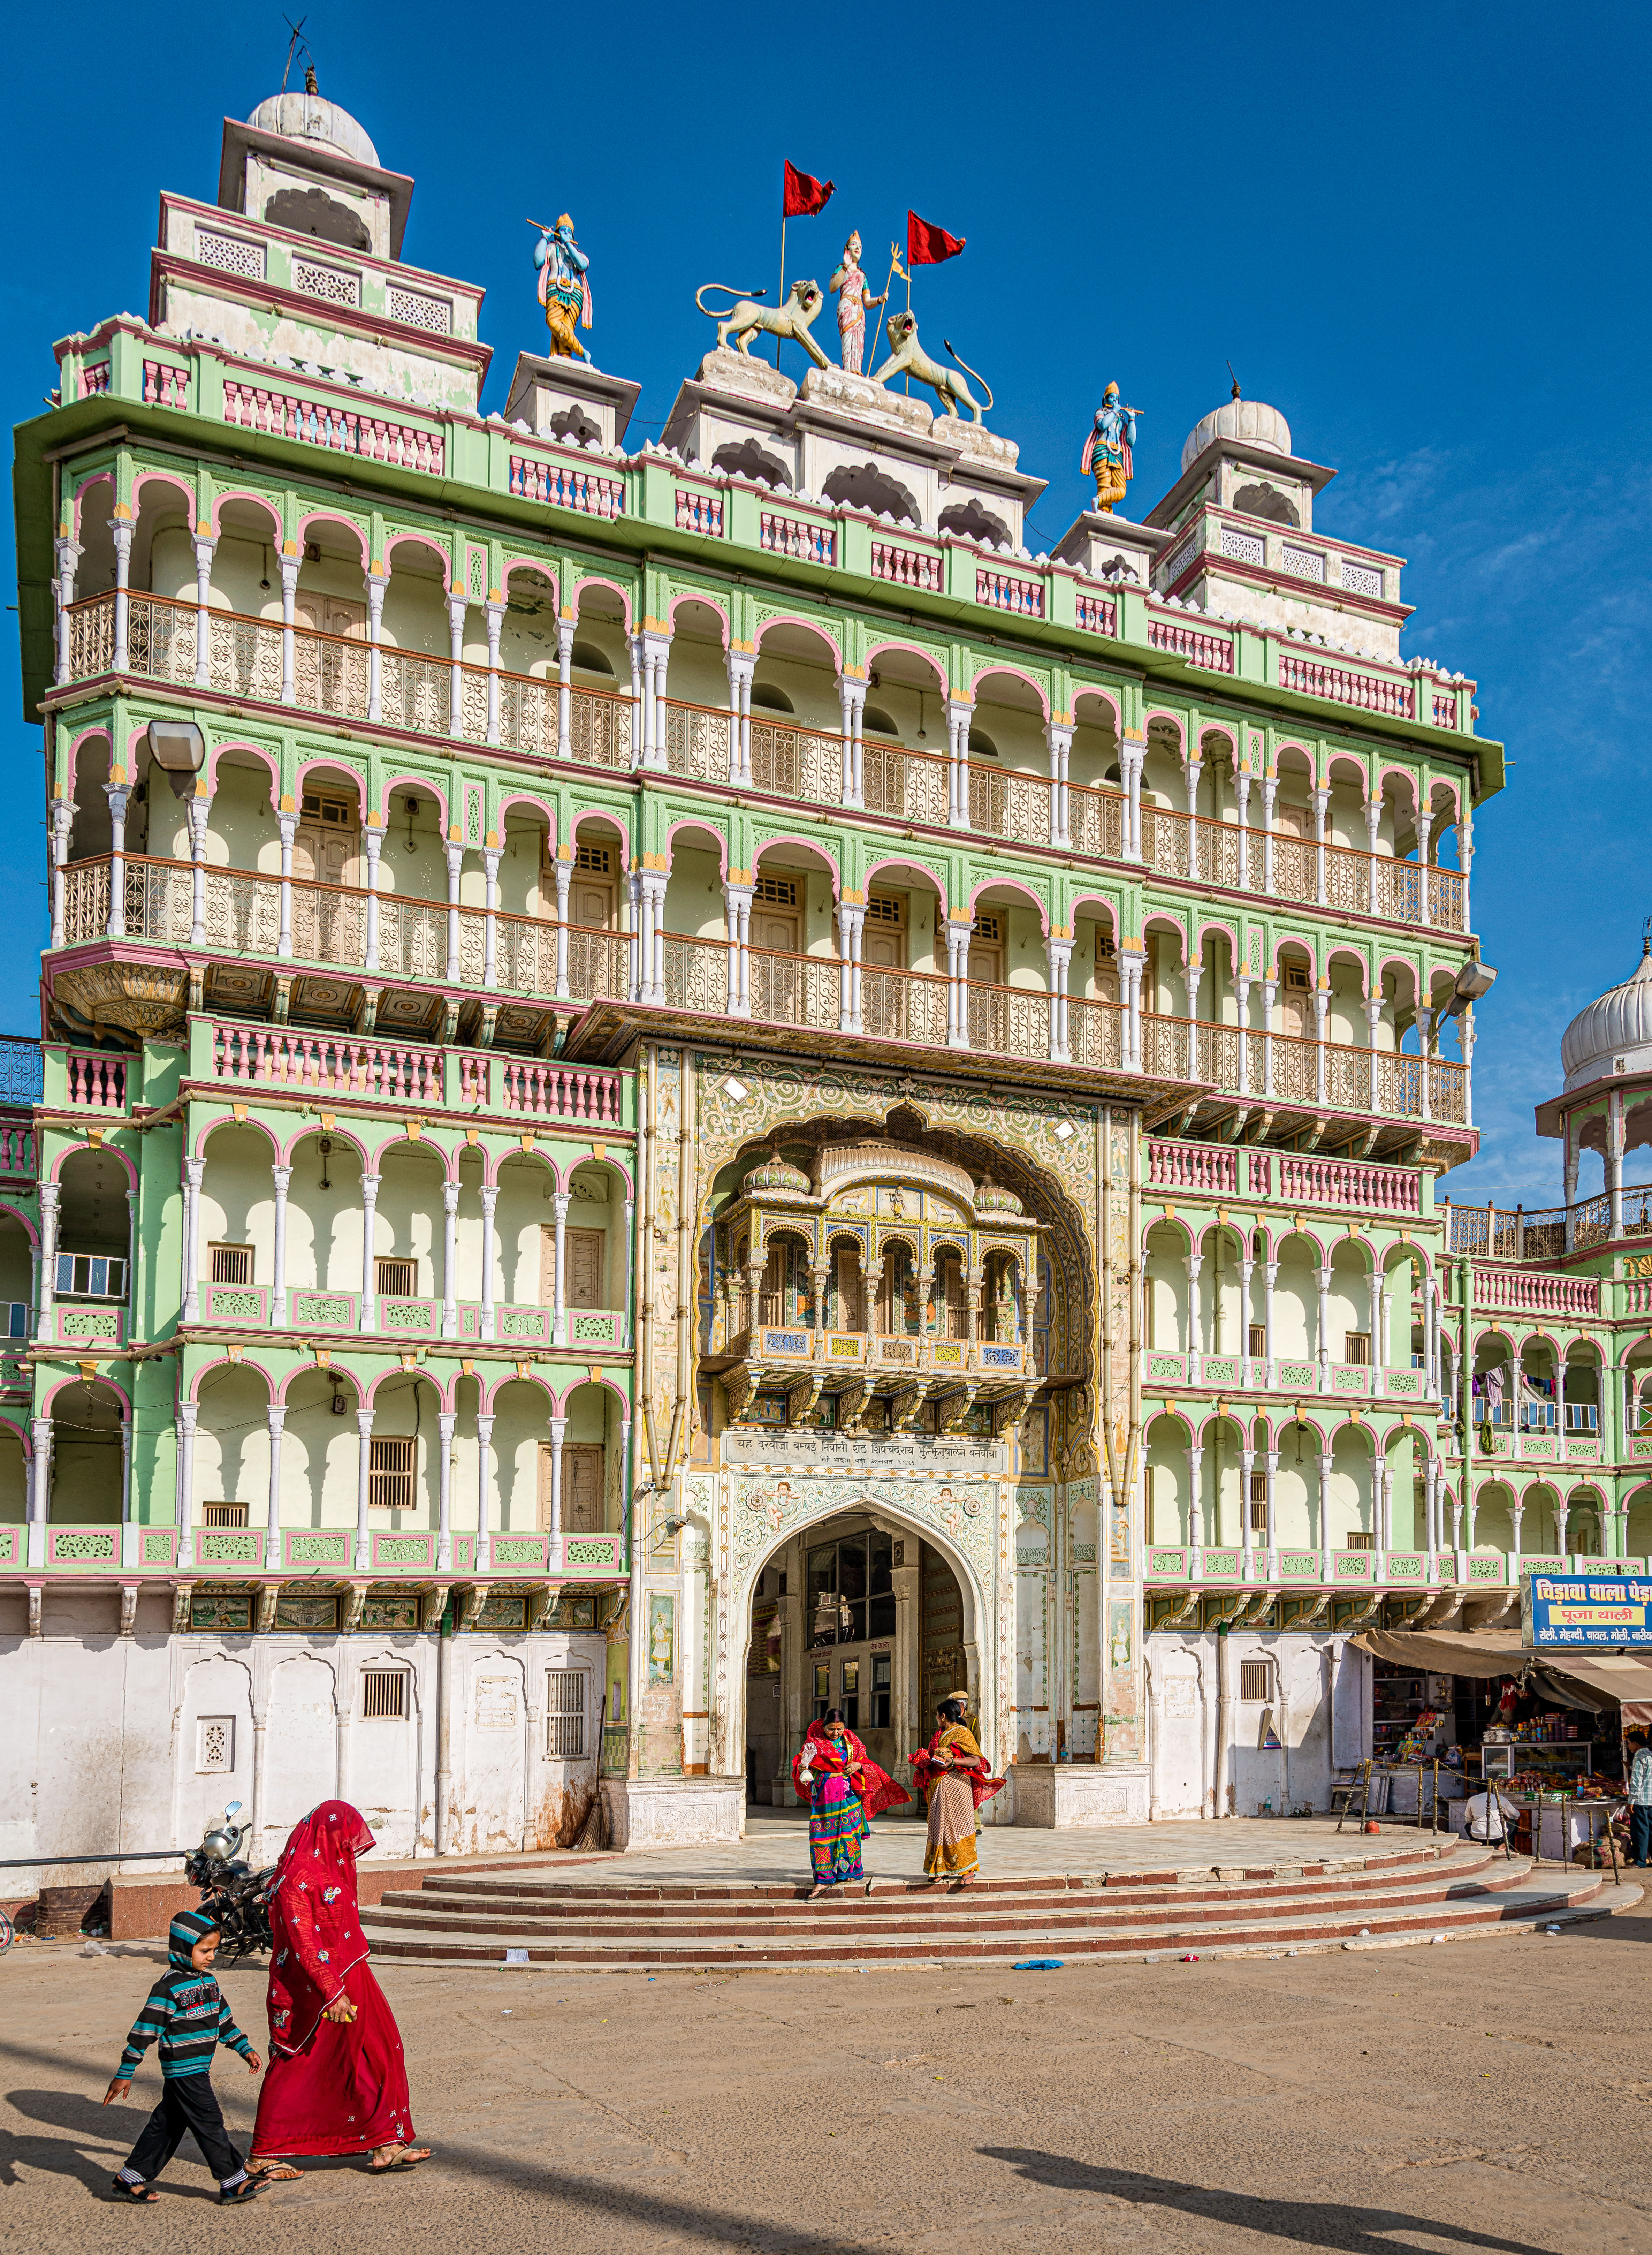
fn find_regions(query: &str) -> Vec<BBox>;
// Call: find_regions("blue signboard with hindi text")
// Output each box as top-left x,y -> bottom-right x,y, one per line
1522,1572 -> 1652,1648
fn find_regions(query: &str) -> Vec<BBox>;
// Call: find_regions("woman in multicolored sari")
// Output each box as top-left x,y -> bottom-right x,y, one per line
792,1711 -> 908,1898
911,1696 -> 1005,1887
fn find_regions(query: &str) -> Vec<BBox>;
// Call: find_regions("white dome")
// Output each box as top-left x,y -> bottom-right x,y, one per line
248,92 -> 379,169
1181,396 -> 1292,476
1561,943 -> 1652,1090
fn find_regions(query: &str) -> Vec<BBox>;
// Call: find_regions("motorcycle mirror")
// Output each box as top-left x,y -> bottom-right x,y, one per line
223,1801 -> 243,1818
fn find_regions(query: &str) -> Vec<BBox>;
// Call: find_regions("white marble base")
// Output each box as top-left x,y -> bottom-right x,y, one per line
601,1775 -> 746,1851
1008,1761 -> 1151,1828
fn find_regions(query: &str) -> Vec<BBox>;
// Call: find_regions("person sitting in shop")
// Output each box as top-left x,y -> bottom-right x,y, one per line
1627,1730 -> 1652,1867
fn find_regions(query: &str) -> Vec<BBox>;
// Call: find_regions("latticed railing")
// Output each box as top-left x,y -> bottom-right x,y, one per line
1444,1187 -> 1652,1261
665,702 -> 732,782
751,721 -> 840,802
862,964 -> 949,1046
861,738 -> 950,825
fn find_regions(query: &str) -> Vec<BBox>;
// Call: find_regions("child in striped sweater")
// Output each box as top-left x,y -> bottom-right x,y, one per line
101,1908 -> 265,2204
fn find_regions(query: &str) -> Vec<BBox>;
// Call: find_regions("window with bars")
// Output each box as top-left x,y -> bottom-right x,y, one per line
210,1243 -> 254,1285
1239,1659 -> 1273,1704
1345,1331 -> 1371,1366
576,841 -> 613,874
866,892 -> 905,926
1248,1324 -> 1266,1360
361,1669 -> 409,1720
201,1501 -> 249,1528
1283,962 -> 1311,992
1248,1469 -> 1268,1533
754,874 -> 798,906
55,1253 -> 127,1299
368,1437 -> 415,1511
546,1669 -> 586,1757
1345,1531 -> 1376,1551
375,1256 -> 417,1299
973,913 -> 1002,942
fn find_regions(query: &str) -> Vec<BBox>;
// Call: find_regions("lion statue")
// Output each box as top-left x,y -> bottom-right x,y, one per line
695,280 -> 830,369
870,313 -> 994,424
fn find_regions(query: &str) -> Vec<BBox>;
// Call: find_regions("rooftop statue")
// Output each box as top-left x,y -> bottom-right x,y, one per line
532,215 -> 592,362
870,313 -> 993,424
828,232 -> 889,376
695,279 -> 831,368
1082,382 -> 1140,513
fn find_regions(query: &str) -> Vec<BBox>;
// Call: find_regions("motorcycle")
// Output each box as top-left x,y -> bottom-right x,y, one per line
184,1801 -> 276,1962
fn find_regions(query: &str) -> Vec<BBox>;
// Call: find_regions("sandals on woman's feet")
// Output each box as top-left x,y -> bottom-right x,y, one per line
368,2147 -> 432,2173
110,2179 -> 159,2203
249,2161 -> 304,2182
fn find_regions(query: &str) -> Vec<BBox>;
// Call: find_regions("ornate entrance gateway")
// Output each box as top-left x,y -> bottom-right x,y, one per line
744,1505 -> 975,1811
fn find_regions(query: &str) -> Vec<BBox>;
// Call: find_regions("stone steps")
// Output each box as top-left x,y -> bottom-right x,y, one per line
361,1839 -> 1615,1969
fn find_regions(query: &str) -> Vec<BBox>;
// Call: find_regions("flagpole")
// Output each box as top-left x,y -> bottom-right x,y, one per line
777,213 -> 786,370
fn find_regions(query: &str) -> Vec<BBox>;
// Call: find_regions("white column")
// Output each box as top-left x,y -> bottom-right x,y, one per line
557,619 -> 576,760
1314,984 -> 1329,1105
441,1181 -> 460,1339
29,1415 -> 52,1528
547,1416 -> 567,1540
1609,1091 -> 1626,1241
1240,1446 -> 1255,1566
946,918 -> 973,1049
552,1190 -> 571,1344
475,1412 -> 494,1571
1369,1266 -> 1385,1378
1425,1278 -> 1441,1401
175,1402 -> 197,1570
1316,1263 -> 1333,1386
109,520 -> 134,673
1046,937 -> 1072,1064
279,556 -> 299,705
354,1408 -> 374,1572
948,699 -> 973,831
447,592 -> 467,737
845,679 -> 866,807
1186,1253 -> 1205,1362
120,1416 -> 134,1532
436,1410 -> 456,1571
1264,1448 -> 1279,1565
358,1172 -> 381,1331
478,843 -> 502,991
191,532 -> 217,688
1318,1451 -> 1335,1575
485,600 -> 505,746
186,793 -> 210,947
1183,755 -> 1203,881
366,573 -> 386,724
1365,789 -> 1383,916
1235,972 -> 1253,1094
1181,958 -> 1203,1082
362,823 -> 384,971
436,840 -> 462,985
641,871 -> 668,1004
837,902 -> 865,1033
1122,739 -> 1144,861
554,857 -> 572,999
1261,777 -> 1278,895
49,798 -> 74,949
266,1406 -> 286,1552
1047,723 -> 1072,846
1187,1444 -> 1205,1552
105,782 -> 131,937
1262,975 -> 1277,1097
837,677 -> 858,806
479,1186 -> 498,1340
1122,949 -> 1144,1072
1263,1260 -> 1278,1387
269,1164 -> 292,1325
725,884 -> 752,1017
35,1183 -> 59,1342
646,630 -> 672,769
276,812 -> 297,958
727,653 -> 754,784
1312,785 -> 1330,905
54,537 -> 82,685
181,1158 -> 204,1324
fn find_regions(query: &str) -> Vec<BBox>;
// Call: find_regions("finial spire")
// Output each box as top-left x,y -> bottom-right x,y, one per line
1226,358 -> 1241,401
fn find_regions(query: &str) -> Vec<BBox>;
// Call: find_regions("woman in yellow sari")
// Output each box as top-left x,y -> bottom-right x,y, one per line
909,1696 -> 1004,1886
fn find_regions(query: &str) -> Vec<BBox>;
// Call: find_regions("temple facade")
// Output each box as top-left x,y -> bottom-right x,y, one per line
15,77 -> 1595,1872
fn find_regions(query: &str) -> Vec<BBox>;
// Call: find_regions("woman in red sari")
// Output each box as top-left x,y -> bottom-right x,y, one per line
249,1801 -> 430,2176
791,1712 -> 909,1898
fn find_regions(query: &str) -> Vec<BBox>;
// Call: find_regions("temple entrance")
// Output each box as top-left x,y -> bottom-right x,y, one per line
743,1508 -> 971,1816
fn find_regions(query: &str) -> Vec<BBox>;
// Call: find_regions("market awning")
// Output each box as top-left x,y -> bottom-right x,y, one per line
1352,1629 -> 1652,1720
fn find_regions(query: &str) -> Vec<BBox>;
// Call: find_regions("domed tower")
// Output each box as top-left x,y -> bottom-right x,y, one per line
1537,940 -> 1652,1239
149,77 -> 488,413
1136,386 -> 1410,663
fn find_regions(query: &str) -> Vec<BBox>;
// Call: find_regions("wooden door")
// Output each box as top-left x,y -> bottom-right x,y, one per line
539,1444 -> 606,1532
833,1247 -> 862,1333
758,1241 -> 790,1329
940,1253 -> 969,1340
572,876 -> 615,930
566,1228 -> 605,1309
295,593 -> 367,641
863,929 -> 904,1037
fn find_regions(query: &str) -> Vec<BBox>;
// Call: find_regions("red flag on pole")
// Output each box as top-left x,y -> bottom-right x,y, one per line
907,210 -> 965,265
783,161 -> 835,218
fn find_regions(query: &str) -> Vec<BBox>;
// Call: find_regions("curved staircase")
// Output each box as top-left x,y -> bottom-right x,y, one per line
362,1837 -> 1623,1970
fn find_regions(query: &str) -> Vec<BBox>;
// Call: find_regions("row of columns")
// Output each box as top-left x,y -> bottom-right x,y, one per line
181,1159 -> 614,1347
1177,1251 -> 1391,1383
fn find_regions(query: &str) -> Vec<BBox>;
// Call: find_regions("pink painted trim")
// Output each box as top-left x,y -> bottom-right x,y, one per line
187,1355 -> 281,1404
665,588 -> 729,642
568,807 -> 630,858
70,471 -> 115,544
964,874 -> 1049,934
969,660 -> 1050,718
130,469 -> 198,529
293,509 -> 371,567
203,740 -> 280,798
752,834 -> 841,892
42,1372 -> 132,1417
195,1114 -> 281,1161
861,635 -> 945,690
752,612 -> 842,672
51,1140 -> 137,1190
383,530 -> 453,589
663,817 -> 728,877
276,1120 -> 373,1169
274,1364 -> 364,1407
569,574 -> 634,631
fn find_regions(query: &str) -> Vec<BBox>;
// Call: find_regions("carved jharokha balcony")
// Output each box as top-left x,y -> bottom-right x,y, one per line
63,590 -> 1466,932
57,852 -> 1467,1121
719,1323 -> 1038,1435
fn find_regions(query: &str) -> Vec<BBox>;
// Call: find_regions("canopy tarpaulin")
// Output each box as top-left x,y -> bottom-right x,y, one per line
1352,1630 -> 1652,1721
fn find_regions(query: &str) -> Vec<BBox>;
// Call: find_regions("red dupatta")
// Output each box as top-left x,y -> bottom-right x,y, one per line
790,1721 -> 911,1818
911,1721 -> 1006,1810
265,1800 -> 375,2059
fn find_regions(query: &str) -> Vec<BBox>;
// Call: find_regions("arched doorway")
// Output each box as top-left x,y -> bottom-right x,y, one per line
743,1506 -> 972,1817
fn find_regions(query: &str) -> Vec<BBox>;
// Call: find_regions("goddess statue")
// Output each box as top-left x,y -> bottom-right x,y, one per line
828,231 -> 886,376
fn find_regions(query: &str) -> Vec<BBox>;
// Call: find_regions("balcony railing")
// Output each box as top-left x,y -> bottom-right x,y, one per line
195,1283 -> 629,1348
1146,1139 -> 1424,1212
0,1522 -> 629,1582
734,1324 -> 1030,1379
1138,1013 -> 1464,1125
1445,1188 -> 1652,1262
60,595 -> 1465,937
206,1019 -> 622,1121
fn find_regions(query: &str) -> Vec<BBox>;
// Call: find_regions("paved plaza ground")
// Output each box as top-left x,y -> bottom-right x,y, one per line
2,1822 -> 1649,2254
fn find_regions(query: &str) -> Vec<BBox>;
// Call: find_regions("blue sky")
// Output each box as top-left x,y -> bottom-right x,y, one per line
4,1 -> 1645,1203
